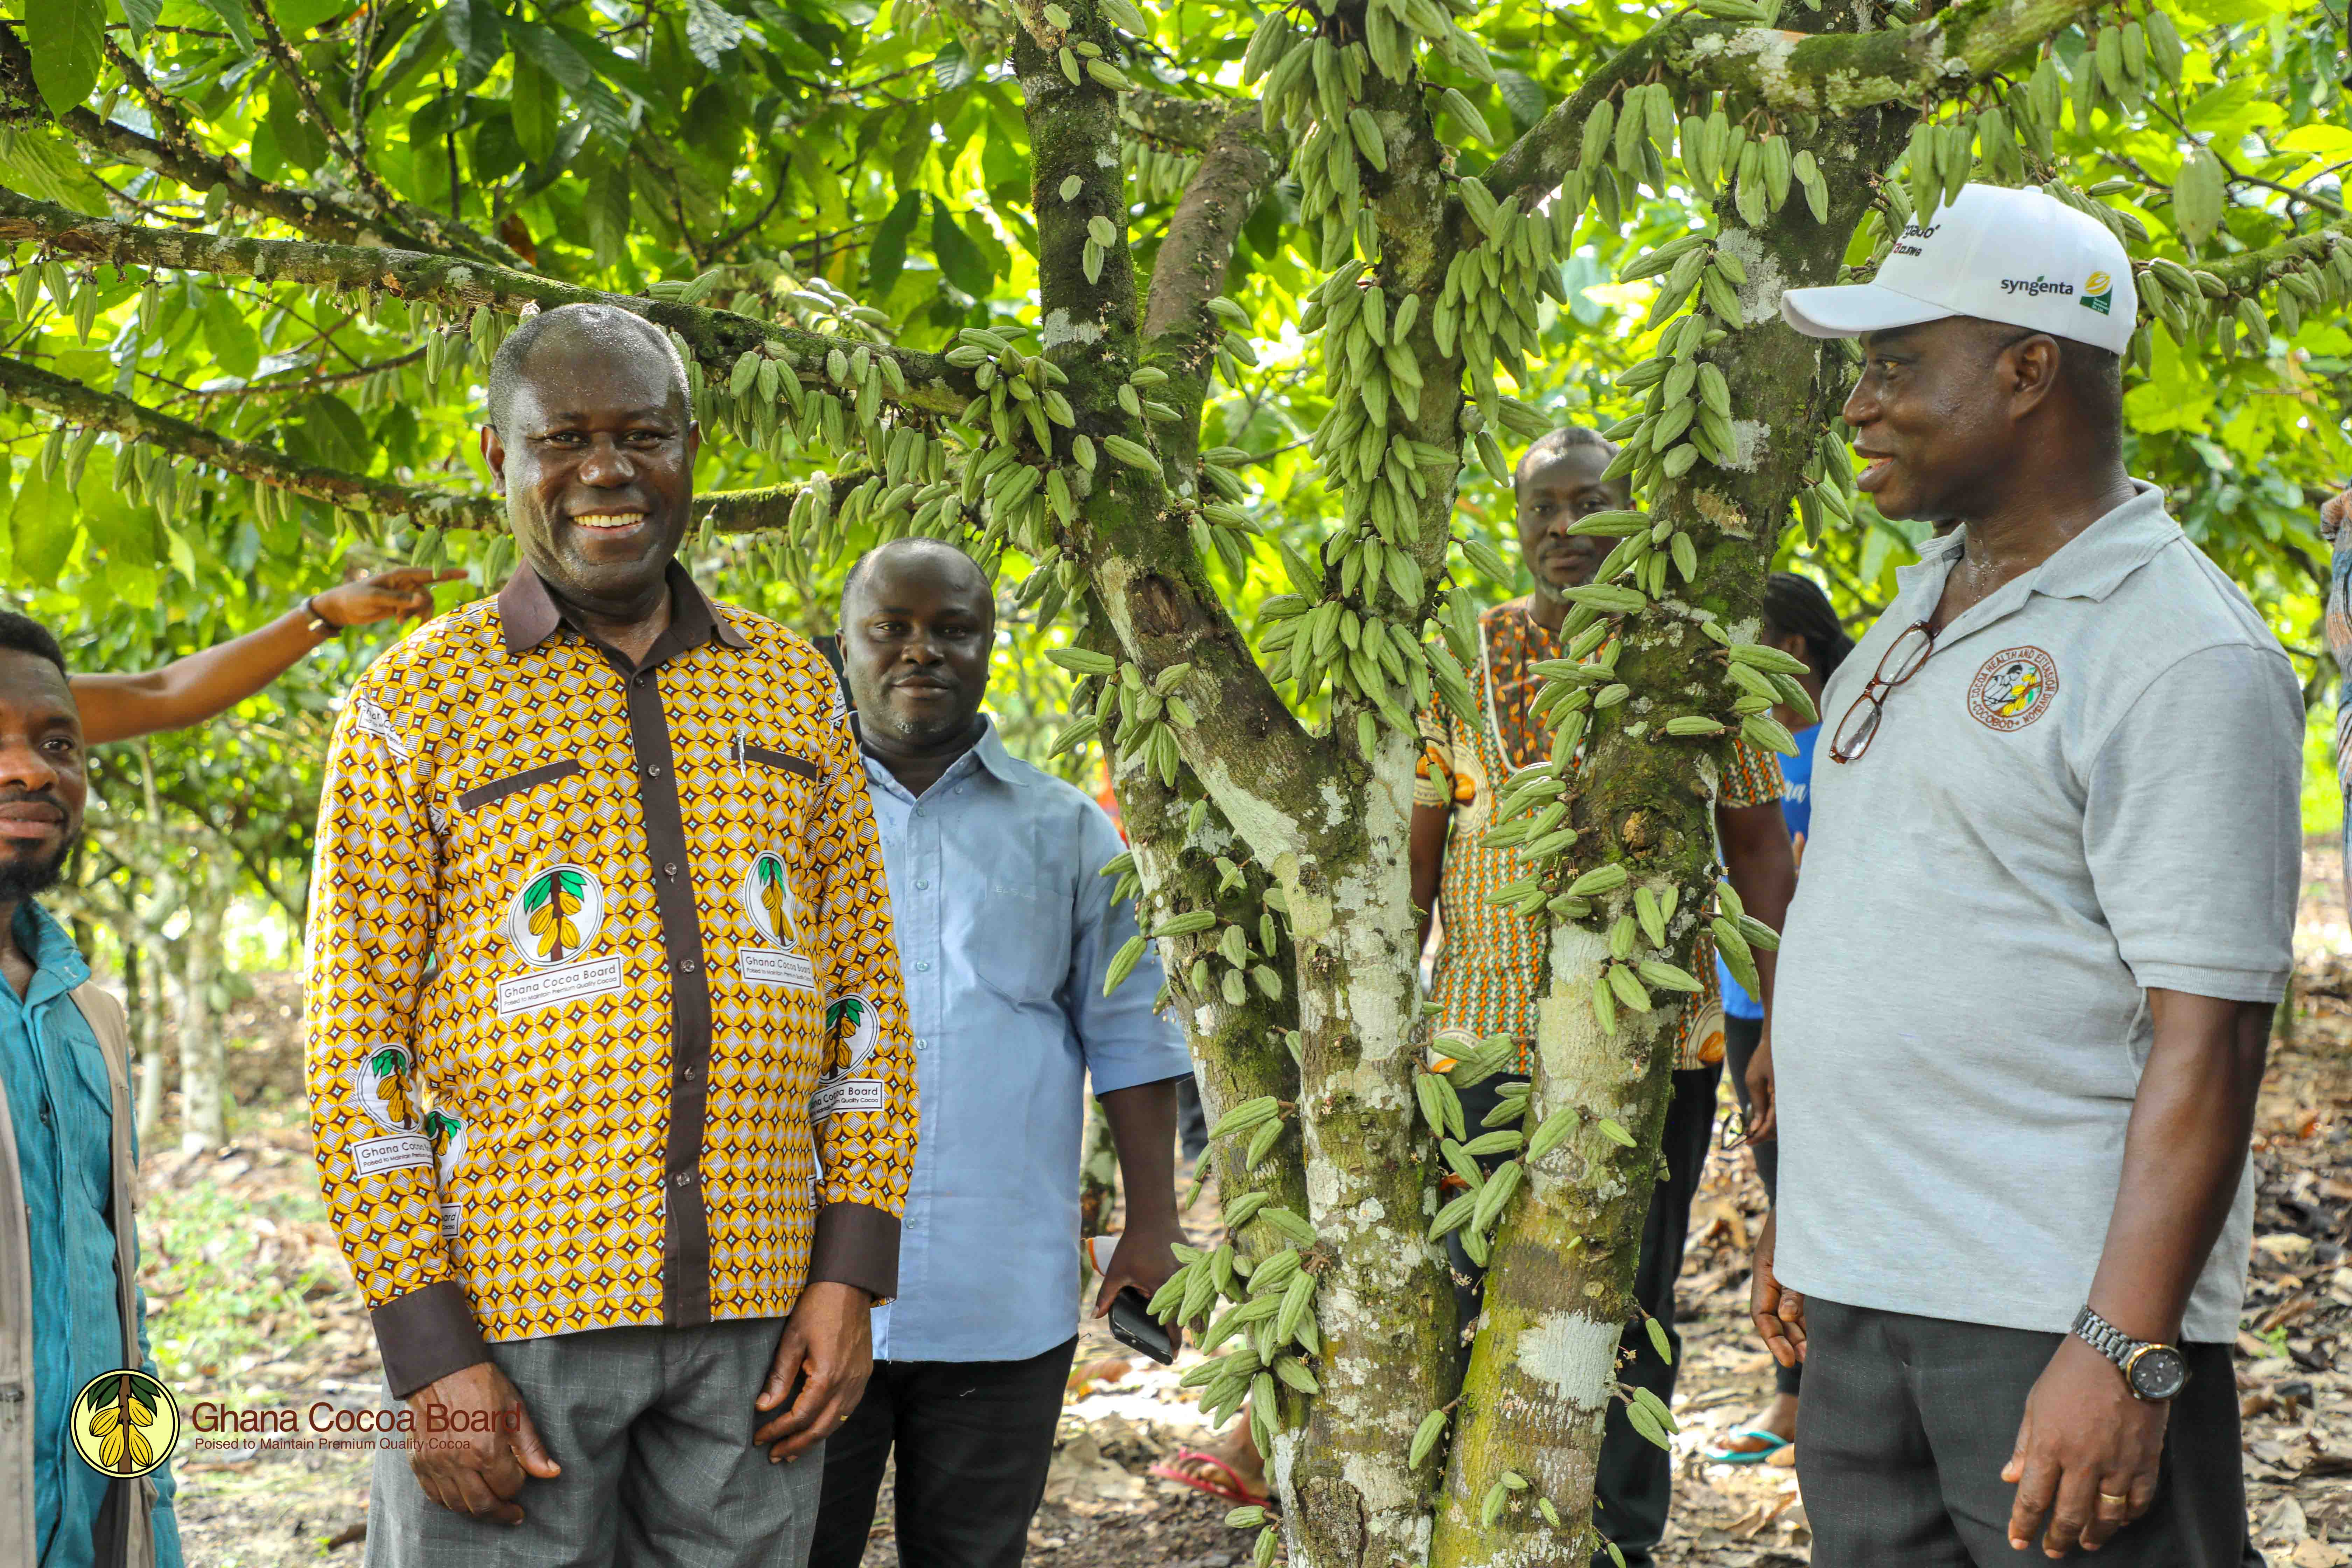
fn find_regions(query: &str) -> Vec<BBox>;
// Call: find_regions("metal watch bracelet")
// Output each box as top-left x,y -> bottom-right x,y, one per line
2071,1305 -> 2191,1402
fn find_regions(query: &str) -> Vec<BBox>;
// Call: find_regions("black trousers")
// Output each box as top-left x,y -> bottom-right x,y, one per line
1801,1298 -> 2260,1567
809,1336 -> 1080,1568
1724,1012 -> 1801,1399
1449,1063 -> 1722,1568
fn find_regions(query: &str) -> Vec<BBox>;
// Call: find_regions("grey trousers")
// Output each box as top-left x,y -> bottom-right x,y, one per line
365,1319 -> 824,1568
1800,1297 -> 2259,1567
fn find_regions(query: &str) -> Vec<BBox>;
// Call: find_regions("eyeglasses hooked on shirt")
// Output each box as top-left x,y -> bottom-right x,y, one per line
1828,620 -> 1938,764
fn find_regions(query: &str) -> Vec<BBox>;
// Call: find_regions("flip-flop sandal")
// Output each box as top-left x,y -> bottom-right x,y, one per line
1149,1450 -> 1272,1509
1703,1427 -> 1793,1465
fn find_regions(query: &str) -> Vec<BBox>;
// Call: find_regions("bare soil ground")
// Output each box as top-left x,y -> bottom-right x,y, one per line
151,847 -> 2352,1566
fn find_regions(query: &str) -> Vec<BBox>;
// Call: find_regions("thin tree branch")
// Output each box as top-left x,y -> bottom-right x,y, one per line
1,354 -> 815,536
250,0 -> 523,265
1142,105 -> 1282,347
1119,91 -> 1238,150
0,28 -> 440,255
0,353 -> 495,524
0,189 -> 974,416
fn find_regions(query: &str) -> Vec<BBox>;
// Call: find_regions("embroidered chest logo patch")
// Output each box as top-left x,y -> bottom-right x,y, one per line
496,864 -> 624,1020
739,851 -> 817,992
507,864 -> 607,967
1968,646 -> 2060,732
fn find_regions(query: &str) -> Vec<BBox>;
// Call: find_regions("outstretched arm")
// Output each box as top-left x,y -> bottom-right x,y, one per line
74,567 -> 461,743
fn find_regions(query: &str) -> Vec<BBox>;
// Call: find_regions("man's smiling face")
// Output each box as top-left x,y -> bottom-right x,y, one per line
0,649 -> 85,903
483,326 -> 699,611
1515,441 -> 1630,606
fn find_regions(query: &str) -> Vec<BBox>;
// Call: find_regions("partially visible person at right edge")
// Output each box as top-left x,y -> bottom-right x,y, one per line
1704,572 -> 1848,1468
2321,484 -> 2352,908
1755,183 -> 2296,1564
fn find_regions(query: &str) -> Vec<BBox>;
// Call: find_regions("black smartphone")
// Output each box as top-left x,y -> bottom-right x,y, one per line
1107,1286 -> 1176,1364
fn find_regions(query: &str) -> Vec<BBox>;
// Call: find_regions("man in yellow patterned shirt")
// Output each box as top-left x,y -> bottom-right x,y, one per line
1410,427 -> 1794,1568
305,304 -> 916,1567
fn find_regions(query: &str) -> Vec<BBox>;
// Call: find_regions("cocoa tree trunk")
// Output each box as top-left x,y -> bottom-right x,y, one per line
175,860 -> 233,1154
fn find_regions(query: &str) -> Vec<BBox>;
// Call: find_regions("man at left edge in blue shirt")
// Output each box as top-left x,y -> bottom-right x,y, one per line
0,611 -> 182,1568
807,539 -> 1190,1568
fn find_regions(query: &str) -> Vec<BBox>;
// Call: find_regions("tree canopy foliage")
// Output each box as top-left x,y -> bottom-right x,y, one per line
3,0 -> 2350,1559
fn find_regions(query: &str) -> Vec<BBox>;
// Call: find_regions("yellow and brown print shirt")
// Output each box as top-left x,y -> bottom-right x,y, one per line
1416,599 -> 1782,1073
305,565 -> 917,1398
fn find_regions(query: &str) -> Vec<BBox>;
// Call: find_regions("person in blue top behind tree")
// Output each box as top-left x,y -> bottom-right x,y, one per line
1703,571 -> 1850,1468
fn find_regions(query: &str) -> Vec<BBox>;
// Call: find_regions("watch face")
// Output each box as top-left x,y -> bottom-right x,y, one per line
2128,1346 -> 2190,1401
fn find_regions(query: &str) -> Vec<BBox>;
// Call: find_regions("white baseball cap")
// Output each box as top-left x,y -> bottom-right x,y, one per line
1780,184 -> 2136,355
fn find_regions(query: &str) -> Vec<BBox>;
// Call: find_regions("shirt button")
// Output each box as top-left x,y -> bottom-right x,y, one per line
684,1066 -> 700,1080
915,879 -> 930,890
673,1172 -> 692,1187
915,1038 -> 928,1051
680,959 -> 699,974
664,863 -> 679,878
916,960 -> 931,972
913,807 -> 926,818
645,764 -> 663,777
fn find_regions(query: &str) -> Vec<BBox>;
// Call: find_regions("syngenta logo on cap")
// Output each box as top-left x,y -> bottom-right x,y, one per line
2000,275 -> 2077,298
2080,270 -> 2114,315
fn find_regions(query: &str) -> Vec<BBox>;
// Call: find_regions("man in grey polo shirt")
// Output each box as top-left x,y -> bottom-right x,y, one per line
1751,184 -> 2298,1565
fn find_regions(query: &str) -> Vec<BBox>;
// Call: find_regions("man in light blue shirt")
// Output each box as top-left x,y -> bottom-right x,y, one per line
0,612 -> 181,1568
809,540 -> 1189,1568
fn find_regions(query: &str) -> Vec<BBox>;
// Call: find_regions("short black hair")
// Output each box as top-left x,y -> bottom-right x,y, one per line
1760,571 -> 1854,682
484,303 -> 690,434
1513,425 -> 1615,495
0,611 -> 67,678
838,536 -> 991,620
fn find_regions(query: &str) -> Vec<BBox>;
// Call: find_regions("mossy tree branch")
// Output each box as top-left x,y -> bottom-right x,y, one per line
1487,0 -> 2110,208
0,355 -> 798,534
0,26 -> 483,259
0,189 -> 974,416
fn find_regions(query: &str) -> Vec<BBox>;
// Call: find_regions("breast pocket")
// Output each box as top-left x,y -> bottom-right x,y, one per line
731,738 -> 821,829
967,877 -> 1073,1007
457,758 -> 585,811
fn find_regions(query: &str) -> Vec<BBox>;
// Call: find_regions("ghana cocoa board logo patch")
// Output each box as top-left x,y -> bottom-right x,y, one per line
1967,646 -> 2059,732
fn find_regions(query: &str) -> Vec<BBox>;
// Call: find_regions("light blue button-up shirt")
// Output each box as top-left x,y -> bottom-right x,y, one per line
861,720 -> 1190,1363
0,902 -> 180,1568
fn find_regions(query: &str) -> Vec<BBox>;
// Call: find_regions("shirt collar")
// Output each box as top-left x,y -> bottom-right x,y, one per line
496,560 -> 749,658
861,715 -> 1027,802
966,716 -> 1028,787
12,900 -> 90,1001
1900,481 -> 2175,608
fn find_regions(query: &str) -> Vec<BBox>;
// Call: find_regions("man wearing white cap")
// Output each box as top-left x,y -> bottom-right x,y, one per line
1749,183 -> 2296,1564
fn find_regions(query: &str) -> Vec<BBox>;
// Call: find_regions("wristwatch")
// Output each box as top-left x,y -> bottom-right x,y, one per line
303,595 -> 340,637
2071,1306 -> 2190,1401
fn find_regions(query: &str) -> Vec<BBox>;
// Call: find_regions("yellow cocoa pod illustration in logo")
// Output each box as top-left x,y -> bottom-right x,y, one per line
75,1371 -> 177,1478
755,854 -> 799,947
369,1046 -> 413,1127
525,868 -> 587,961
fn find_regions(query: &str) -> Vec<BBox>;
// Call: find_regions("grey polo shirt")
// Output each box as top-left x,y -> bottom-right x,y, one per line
1773,482 -> 2300,1343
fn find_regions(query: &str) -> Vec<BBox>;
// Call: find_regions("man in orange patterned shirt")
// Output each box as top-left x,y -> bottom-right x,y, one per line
305,305 -> 916,1567
1410,428 -> 1795,1568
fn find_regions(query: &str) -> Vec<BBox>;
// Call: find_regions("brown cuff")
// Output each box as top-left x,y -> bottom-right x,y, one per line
807,1201 -> 901,1303
371,1280 -> 490,1399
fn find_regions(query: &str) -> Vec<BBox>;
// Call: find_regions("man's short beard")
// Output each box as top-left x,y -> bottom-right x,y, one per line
877,706 -> 974,749
0,830 -> 79,903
